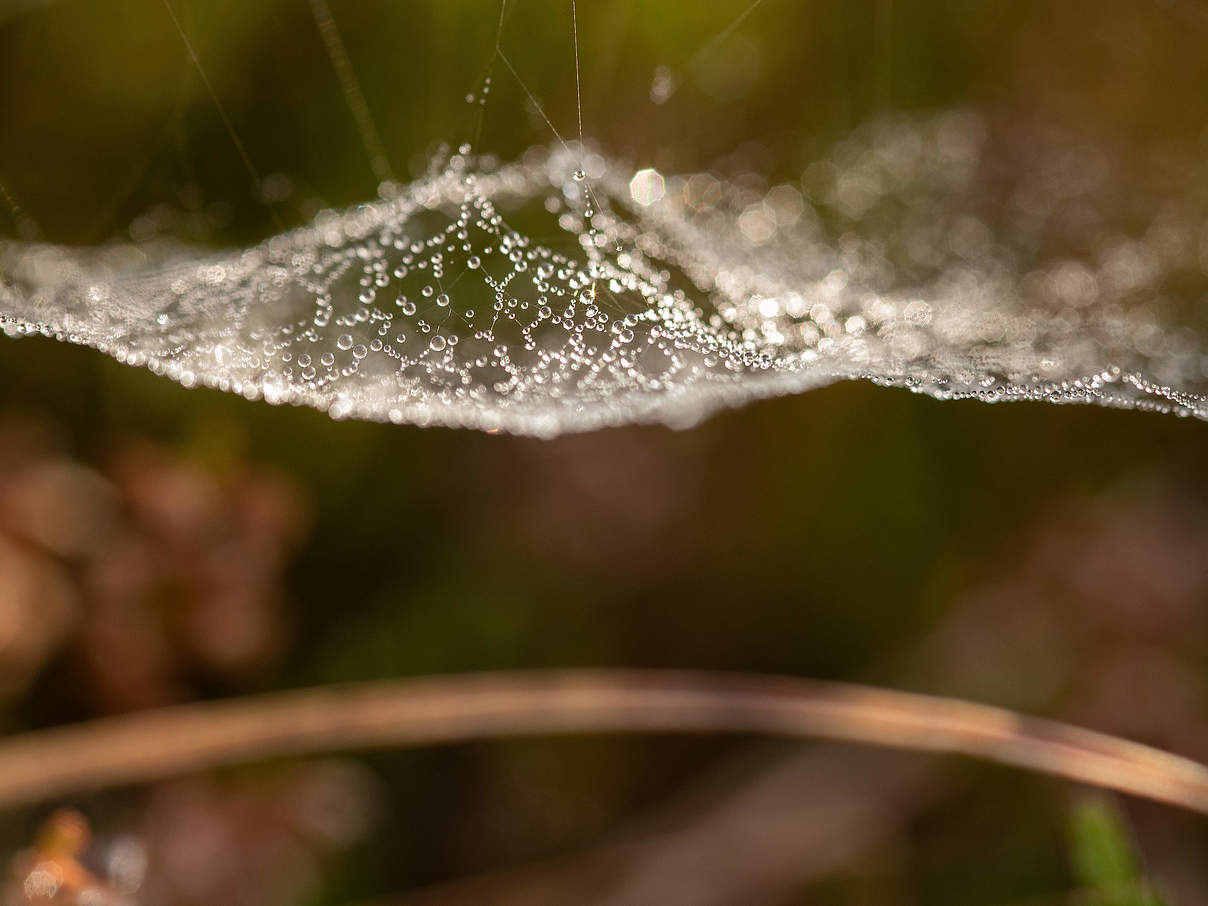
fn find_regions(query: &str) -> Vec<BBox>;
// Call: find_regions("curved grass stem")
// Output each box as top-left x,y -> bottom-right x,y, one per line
1,670 -> 1207,813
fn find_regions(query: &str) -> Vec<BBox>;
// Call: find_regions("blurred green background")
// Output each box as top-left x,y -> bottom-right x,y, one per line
1,0 -> 1208,903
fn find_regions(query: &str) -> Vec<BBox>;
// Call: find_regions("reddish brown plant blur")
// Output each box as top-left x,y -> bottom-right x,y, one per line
0,416 -> 306,713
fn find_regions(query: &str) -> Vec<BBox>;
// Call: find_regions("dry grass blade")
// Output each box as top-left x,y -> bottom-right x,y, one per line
1,670 -> 1207,813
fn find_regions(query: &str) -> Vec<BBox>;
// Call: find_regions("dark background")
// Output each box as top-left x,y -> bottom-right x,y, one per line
1,1 -> 1207,903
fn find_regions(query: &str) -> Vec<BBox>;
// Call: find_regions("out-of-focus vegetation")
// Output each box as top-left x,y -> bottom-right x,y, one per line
1070,800 -> 1167,906
1,0 -> 1207,903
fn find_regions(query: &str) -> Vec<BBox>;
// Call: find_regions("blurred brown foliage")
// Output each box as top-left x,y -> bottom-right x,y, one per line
0,416 -> 306,713
3,763 -> 374,906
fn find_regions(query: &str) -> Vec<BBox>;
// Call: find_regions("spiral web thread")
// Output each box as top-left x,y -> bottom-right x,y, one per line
1,8 -> 1207,435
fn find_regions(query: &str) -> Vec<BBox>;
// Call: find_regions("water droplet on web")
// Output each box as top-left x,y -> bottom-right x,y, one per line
2,113 -> 1206,436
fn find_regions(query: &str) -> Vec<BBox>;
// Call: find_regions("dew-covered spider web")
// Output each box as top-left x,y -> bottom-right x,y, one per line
1,1 -> 1207,436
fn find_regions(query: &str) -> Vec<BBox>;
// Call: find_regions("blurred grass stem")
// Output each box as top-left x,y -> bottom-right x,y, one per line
1,670 -> 1207,813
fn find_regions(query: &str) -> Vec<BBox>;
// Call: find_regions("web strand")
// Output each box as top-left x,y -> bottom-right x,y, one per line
566,0 -> 604,260
5,6 -> 1208,439
4,114 -> 1208,436
648,0 -> 771,110
496,45 -> 603,260
497,50 -> 572,154
159,0 -> 283,229
0,178 -> 38,239
471,0 -> 510,147
572,0 -> 584,148
693,0 -> 767,63
307,0 -> 396,187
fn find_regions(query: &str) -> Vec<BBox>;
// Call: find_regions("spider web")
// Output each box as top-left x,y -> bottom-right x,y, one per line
1,4 -> 1206,436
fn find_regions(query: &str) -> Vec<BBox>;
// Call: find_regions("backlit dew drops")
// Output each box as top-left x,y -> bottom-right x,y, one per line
629,168 -> 665,207
2,113 -> 1206,438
